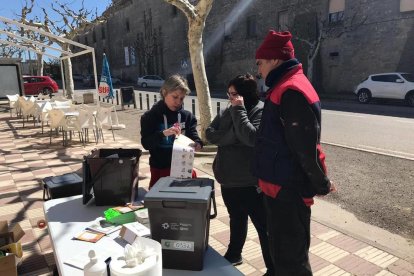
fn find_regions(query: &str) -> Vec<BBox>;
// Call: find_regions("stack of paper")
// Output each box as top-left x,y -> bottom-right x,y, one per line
170,134 -> 195,178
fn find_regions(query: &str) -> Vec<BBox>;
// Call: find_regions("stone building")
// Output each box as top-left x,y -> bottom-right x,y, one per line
72,0 -> 414,94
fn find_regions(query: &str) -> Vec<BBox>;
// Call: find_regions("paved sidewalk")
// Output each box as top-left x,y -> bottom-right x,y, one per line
0,106 -> 413,276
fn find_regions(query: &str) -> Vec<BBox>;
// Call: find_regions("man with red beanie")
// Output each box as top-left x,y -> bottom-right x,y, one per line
253,30 -> 335,275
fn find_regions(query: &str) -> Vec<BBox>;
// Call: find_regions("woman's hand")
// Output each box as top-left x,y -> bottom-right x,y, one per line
163,125 -> 181,137
230,95 -> 244,107
189,142 -> 202,151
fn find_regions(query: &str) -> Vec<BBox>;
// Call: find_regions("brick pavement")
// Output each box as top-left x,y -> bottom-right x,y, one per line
0,105 -> 413,276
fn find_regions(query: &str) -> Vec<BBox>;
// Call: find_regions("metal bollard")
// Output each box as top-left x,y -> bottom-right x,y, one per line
116,90 -> 119,105
139,93 -> 143,110
154,94 -> 157,104
217,102 -> 220,114
192,99 -> 196,115
146,94 -> 150,110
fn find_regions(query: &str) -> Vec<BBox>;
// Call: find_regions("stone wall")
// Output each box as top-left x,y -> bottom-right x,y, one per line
72,0 -> 414,94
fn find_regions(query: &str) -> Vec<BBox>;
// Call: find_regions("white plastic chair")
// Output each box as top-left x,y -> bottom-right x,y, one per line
77,109 -> 97,144
18,97 -> 37,127
35,101 -> 53,133
48,109 -> 82,146
96,106 -> 126,142
6,94 -> 19,117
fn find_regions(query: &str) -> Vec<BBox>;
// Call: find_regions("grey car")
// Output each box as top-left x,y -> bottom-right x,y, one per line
137,75 -> 164,88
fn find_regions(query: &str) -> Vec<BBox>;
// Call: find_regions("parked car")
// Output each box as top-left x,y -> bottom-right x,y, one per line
23,75 -> 59,95
83,74 -> 122,86
354,73 -> 414,106
137,75 -> 164,88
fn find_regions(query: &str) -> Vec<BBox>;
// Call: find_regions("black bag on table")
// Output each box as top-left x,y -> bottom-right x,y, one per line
82,148 -> 142,206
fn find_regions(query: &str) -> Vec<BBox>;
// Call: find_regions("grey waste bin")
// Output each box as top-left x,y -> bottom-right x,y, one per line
144,177 -> 217,271
82,148 -> 142,206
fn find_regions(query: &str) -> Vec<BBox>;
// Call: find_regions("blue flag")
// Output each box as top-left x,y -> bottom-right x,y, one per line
98,53 -> 114,98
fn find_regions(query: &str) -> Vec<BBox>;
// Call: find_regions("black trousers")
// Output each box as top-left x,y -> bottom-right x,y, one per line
263,189 -> 312,276
221,186 -> 274,273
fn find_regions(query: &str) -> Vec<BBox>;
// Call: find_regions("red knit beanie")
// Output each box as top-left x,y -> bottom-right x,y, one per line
255,30 -> 295,60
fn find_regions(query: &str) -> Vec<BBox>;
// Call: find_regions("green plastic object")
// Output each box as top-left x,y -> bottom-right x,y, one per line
104,208 -> 120,221
104,208 -> 136,225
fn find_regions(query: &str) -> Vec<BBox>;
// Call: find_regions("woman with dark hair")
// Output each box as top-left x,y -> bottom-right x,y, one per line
205,74 -> 273,275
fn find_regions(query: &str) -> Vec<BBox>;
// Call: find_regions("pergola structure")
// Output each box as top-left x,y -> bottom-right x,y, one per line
0,15 -> 99,96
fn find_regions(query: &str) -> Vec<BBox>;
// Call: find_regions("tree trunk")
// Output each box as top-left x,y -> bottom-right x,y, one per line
62,44 -> 74,99
188,19 -> 212,142
36,53 -> 44,76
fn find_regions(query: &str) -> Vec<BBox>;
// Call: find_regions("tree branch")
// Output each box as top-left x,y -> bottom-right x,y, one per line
164,0 -> 197,20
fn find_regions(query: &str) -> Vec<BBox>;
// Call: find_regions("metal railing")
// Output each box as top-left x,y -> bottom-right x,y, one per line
96,89 -> 228,118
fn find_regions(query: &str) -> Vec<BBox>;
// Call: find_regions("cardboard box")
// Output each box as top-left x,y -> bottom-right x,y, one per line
119,222 -> 150,244
0,221 -> 25,276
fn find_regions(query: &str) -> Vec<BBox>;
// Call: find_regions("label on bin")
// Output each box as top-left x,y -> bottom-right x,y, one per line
160,219 -> 193,235
161,239 -> 194,252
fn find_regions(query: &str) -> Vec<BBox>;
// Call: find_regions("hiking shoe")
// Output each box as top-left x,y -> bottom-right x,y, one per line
224,254 -> 243,266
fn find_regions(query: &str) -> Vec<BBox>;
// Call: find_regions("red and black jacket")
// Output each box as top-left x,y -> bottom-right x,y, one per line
253,59 -> 330,198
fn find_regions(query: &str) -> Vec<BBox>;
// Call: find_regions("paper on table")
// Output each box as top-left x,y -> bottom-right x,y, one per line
170,134 -> 195,178
86,217 -> 121,235
74,230 -> 105,243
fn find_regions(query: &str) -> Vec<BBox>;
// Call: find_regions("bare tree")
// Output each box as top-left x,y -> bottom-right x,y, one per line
14,0 -> 51,75
165,0 -> 213,142
0,25 -> 24,58
18,0 -> 106,99
133,9 -> 162,76
287,3 -> 367,83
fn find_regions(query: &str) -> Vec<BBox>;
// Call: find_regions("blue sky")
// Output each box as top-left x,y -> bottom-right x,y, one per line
0,0 -> 111,21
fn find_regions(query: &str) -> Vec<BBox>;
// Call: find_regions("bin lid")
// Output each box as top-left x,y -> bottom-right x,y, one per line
44,173 -> 82,188
144,177 -> 214,203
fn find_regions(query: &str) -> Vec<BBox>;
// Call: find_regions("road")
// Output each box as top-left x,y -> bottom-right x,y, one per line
322,109 -> 414,159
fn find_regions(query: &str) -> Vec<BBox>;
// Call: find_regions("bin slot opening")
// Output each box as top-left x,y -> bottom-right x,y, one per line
162,200 -> 187,208
170,179 -> 210,187
159,190 -> 196,194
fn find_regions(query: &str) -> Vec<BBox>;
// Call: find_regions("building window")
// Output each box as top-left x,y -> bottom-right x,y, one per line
329,0 -> 345,23
126,19 -> 130,32
246,16 -> 257,38
130,47 -> 136,65
278,10 -> 288,31
400,0 -> 414,12
101,28 -> 106,40
224,21 -> 233,39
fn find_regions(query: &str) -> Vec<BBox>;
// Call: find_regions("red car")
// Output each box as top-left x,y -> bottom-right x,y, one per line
23,76 -> 59,95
